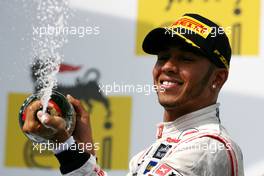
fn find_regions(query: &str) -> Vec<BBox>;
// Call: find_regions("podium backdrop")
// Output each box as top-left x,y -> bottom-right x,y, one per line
0,0 -> 263,175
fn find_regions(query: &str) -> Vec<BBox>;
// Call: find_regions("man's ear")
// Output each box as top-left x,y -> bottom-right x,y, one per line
212,68 -> 229,91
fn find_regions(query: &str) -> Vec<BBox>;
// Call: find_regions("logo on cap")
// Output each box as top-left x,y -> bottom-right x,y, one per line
170,16 -> 212,39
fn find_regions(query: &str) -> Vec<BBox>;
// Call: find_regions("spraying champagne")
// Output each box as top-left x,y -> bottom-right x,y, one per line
18,90 -> 76,143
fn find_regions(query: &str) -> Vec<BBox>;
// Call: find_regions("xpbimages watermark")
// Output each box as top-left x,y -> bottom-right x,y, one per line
32,141 -> 100,153
164,26 -> 231,38
178,140 -> 232,154
99,82 -> 165,95
32,25 -> 100,38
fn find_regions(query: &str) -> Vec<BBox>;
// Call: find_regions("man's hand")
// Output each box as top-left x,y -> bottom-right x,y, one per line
67,95 -> 95,155
22,100 -> 70,143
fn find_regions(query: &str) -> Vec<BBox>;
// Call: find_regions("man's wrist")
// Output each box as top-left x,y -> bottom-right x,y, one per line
54,140 -> 91,175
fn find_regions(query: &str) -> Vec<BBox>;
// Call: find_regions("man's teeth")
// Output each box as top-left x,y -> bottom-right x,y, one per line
162,81 -> 176,85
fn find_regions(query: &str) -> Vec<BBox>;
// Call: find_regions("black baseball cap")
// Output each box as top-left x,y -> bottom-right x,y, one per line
142,13 -> 231,69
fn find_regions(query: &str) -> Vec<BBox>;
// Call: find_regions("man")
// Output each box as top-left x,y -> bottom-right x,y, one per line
22,14 -> 244,175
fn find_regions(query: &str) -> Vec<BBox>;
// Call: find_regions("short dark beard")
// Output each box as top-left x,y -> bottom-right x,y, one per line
189,63 -> 215,99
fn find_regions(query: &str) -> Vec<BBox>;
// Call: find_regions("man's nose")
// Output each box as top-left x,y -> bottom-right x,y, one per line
161,57 -> 179,74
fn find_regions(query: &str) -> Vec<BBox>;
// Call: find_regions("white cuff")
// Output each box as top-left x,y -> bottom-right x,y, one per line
89,154 -> 97,165
53,136 -> 75,154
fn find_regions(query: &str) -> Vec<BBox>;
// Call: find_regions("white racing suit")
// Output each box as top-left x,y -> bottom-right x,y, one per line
55,103 -> 244,176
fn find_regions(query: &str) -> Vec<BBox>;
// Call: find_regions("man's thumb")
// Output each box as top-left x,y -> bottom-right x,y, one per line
37,112 -> 66,131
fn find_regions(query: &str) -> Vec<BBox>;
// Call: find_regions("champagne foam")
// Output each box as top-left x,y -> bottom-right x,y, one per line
31,0 -> 70,113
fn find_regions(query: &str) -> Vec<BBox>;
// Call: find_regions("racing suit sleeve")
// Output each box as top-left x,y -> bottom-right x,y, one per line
54,137 -> 106,176
147,137 -> 233,176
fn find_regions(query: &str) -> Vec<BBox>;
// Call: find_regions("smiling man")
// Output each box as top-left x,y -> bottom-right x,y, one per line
22,14 -> 244,176
153,46 -> 218,121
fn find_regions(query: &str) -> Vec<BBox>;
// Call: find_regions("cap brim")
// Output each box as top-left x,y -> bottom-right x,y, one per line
142,27 -> 199,55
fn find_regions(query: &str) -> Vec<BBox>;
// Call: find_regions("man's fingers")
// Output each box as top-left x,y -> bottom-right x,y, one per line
23,100 -> 42,133
37,112 -> 66,130
25,100 -> 42,123
67,94 -> 85,114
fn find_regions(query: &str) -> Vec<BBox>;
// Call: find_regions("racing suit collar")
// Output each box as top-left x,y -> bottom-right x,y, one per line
156,103 -> 221,139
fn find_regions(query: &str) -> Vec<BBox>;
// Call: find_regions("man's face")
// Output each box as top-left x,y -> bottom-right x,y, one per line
153,46 -> 215,110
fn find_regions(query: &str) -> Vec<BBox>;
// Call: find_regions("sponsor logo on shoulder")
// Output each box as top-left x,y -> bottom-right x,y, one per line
153,144 -> 172,159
